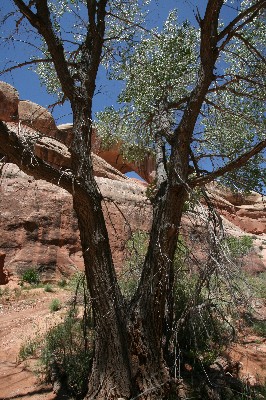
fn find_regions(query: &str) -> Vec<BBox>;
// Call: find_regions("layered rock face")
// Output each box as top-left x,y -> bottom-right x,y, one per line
208,185 -> 266,235
0,82 -> 19,122
0,80 -> 152,282
0,165 -> 151,282
0,81 -> 265,282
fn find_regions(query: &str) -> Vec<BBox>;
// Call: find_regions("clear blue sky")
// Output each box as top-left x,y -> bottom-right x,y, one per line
0,1 -> 238,125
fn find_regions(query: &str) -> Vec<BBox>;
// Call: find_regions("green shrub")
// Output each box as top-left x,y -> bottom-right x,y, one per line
19,338 -> 39,361
16,274 -> 92,398
224,235 -> 254,258
41,314 -> 92,397
68,273 -> 85,293
21,268 -> 40,285
252,321 -> 266,338
41,275 -> 93,398
233,382 -> 266,400
247,272 -> 266,299
44,284 -> 53,293
172,266 -> 231,366
57,279 -> 67,288
49,298 -> 61,312
120,231 -> 234,372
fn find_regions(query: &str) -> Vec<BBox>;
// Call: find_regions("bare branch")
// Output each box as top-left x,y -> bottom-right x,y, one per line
217,0 -> 266,42
218,4 -> 264,52
0,58 -> 53,75
13,0 -> 75,101
189,140 -> 266,187
234,32 -> 266,63
13,0 -> 41,28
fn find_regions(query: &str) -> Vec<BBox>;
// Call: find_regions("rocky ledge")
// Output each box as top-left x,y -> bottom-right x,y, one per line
0,81 -> 265,283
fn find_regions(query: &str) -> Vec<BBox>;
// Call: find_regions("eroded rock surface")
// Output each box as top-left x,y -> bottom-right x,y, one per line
18,100 -> 58,137
207,184 -> 266,235
0,80 -> 155,182
0,81 -> 265,282
0,164 -> 151,281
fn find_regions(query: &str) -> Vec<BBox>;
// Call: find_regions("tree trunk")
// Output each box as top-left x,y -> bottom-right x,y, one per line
71,185 -> 131,399
69,92 -> 188,397
74,177 -> 187,399
72,187 -> 180,400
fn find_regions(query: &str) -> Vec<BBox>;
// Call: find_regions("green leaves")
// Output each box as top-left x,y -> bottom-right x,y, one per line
97,11 -> 199,160
197,5 -> 266,192
33,1 -> 265,193
115,11 -> 198,114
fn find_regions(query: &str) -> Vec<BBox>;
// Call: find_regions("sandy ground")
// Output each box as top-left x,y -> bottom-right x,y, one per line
0,285 -> 70,400
0,284 -> 265,400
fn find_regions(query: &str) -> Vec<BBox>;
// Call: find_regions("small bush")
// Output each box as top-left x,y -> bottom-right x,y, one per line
252,321 -> 266,338
21,268 -> 40,285
49,298 -> 61,312
58,279 -> 67,288
247,272 -> 266,299
19,338 -> 38,361
44,284 -> 53,293
16,274 -> 92,398
41,314 -> 92,398
224,235 -> 254,258
41,275 -> 93,398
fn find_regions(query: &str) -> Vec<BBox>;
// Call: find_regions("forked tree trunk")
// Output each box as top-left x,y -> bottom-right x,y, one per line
71,169 -> 187,399
69,93 -> 188,397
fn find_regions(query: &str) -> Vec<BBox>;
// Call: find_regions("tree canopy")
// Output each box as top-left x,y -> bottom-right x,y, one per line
2,1 -> 265,195
96,4 -> 266,192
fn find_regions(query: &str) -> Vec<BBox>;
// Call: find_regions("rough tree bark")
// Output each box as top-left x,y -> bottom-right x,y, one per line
0,0 -> 265,399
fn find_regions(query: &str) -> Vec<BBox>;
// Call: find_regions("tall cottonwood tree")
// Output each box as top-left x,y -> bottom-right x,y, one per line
0,1 -> 265,399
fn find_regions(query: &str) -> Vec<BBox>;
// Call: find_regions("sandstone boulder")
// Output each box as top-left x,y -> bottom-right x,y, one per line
18,100 -> 58,137
0,81 -> 19,122
92,153 -> 128,181
207,184 -> 266,235
56,123 -> 74,147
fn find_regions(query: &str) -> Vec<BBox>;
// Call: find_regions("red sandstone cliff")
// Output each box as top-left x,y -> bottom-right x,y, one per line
0,81 -> 265,283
